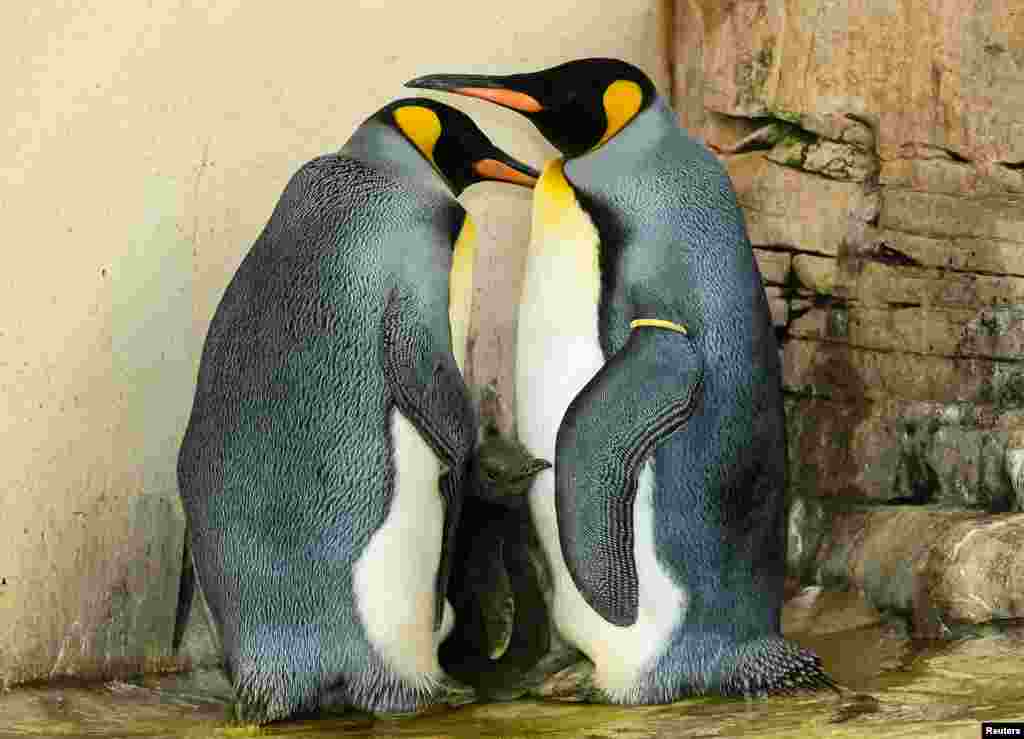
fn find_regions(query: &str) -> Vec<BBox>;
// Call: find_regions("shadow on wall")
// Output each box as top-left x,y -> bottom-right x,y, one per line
4,173 -> 193,687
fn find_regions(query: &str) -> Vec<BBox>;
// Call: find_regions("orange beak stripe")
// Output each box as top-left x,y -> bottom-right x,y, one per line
455,87 -> 543,113
474,159 -> 537,187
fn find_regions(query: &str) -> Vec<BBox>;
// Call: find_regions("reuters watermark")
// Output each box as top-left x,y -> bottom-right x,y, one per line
984,722 -> 1024,737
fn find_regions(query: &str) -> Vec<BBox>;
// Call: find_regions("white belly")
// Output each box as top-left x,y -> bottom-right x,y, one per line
516,160 -> 685,699
515,159 -> 604,463
352,409 -> 454,689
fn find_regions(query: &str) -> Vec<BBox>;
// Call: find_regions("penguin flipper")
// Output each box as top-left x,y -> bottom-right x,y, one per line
555,321 -> 703,627
381,288 -> 476,630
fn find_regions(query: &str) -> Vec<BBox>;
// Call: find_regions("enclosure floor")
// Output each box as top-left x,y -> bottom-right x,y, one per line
3,619 -> 1024,738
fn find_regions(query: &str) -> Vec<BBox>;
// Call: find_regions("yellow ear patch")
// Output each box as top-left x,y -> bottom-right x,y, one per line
393,105 -> 443,166
595,79 -> 643,149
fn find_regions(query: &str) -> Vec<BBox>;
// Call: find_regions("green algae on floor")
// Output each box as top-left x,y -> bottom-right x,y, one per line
3,621 -> 1024,739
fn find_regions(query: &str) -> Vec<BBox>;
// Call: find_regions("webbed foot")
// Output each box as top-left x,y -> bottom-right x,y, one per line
525,652 -> 604,702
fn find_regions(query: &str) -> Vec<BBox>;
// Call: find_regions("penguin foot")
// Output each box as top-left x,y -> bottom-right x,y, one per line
523,650 -> 602,702
720,636 -> 839,698
231,696 -> 288,726
369,676 -> 476,720
530,659 -> 602,703
435,674 -> 478,708
829,692 -> 881,723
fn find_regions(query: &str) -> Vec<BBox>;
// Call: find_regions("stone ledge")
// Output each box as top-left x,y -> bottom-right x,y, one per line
812,260 -> 1024,309
782,339 -> 1024,406
788,303 -> 1024,361
795,505 -> 1024,638
860,226 -> 1024,279
880,190 -> 1024,244
754,248 -> 791,285
781,585 -> 883,637
726,155 -> 876,257
881,155 -> 1024,197
767,138 -> 877,182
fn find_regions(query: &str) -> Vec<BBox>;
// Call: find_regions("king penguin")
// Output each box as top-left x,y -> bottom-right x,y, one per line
176,98 -> 537,723
408,59 -> 835,702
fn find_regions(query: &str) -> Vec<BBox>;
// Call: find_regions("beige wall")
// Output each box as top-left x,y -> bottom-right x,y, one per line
0,1 -> 670,685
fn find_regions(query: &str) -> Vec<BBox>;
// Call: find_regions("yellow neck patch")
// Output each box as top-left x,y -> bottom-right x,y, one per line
594,79 -> 643,149
393,105 -> 442,167
535,159 -> 576,226
630,318 -> 688,335
531,158 -> 601,299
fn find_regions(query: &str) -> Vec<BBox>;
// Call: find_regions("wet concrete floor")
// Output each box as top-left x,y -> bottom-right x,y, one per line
4,607 -> 1024,738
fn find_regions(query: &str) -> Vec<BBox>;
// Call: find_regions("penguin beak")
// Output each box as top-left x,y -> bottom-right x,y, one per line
516,457 -> 552,480
473,151 -> 539,188
407,74 -> 543,114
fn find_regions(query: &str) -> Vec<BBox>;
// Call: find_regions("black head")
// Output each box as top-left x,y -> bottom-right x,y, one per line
406,59 -> 659,159
371,98 -> 538,195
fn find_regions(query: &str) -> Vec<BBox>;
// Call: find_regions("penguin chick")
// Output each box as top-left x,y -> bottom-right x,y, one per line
473,425 -> 552,506
177,98 -> 537,724
408,60 -> 836,703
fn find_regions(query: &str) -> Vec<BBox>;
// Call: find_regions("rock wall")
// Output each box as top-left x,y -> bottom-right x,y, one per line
674,0 -> 1024,510
673,0 -> 1024,632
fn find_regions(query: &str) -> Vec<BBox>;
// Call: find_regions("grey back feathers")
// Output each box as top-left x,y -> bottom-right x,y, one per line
178,119 -> 474,721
